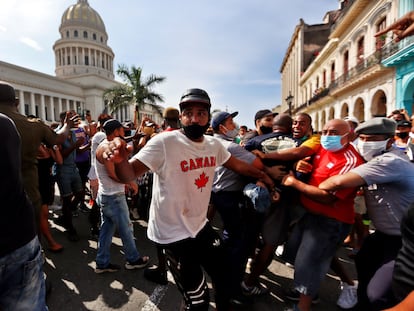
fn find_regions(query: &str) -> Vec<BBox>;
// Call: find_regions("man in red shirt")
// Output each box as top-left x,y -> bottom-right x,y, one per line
281,119 -> 364,311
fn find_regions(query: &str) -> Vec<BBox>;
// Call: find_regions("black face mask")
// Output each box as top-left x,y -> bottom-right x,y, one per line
182,124 -> 210,140
260,125 -> 273,135
397,132 -> 409,139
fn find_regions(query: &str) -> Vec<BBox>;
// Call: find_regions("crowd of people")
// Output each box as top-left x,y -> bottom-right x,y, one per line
3,12 -> 414,311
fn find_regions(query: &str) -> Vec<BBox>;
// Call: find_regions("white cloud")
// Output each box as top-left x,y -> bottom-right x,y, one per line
20,37 -> 43,51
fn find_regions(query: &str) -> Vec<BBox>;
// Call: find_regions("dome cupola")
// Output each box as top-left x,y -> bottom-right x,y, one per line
53,0 -> 114,80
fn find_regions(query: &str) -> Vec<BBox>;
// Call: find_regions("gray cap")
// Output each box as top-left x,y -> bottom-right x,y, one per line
355,117 -> 396,135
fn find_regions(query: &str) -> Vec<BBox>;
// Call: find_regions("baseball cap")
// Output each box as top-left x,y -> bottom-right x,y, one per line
355,117 -> 397,135
254,109 -> 277,122
397,120 -> 411,128
211,111 -> 238,130
102,119 -> 127,134
179,88 -> 211,111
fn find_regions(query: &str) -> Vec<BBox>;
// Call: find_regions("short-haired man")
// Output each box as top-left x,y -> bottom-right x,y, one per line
99,88 -> 274,310
161,106 -> 180,131
94,119 -> 149,273
319,117 -> 414,310
0,81 -> 78,239
210,110 -> 267,303
282,119 -> 364,311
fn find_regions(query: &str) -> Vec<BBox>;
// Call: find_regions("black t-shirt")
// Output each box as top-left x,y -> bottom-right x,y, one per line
0,113 -> 36,257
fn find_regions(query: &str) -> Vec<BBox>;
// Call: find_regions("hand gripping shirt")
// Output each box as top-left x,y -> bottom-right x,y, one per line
301,143 -> 364,224
134,130 -> 231,244
351,148 -> 414,235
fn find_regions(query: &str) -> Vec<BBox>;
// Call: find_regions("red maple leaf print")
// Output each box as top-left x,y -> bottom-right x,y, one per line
195,172 -> 209,191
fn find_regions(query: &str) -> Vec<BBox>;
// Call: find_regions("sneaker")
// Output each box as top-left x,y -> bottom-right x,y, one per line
241,280 -> 269,296
285,288 -> 320,304
144,265 -> 168,285
125,256 -> 150,270
95,263 -> 121,274
337,281 -> 358,309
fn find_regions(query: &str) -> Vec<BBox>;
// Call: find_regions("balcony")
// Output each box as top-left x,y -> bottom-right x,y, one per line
294,36 -> 414,114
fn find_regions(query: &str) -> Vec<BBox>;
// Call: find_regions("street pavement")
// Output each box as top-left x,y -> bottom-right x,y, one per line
44,203 -> 357,311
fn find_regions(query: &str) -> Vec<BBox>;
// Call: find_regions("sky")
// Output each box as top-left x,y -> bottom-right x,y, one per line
0,0 -> 339,129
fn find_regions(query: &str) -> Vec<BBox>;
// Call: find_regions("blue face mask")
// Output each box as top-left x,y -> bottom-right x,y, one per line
321,134 -> 346,152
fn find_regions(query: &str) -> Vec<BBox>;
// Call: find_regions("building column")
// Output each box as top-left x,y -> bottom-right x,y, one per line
40,94 -> 46,121
30,92 -> 36,116
18,90 -> 25,115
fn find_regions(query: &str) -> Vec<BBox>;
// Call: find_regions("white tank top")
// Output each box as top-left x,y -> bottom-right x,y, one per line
96,155 -> 124,196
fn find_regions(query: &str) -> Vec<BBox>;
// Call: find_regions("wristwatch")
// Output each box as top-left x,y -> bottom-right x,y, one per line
53,145 -> 59,151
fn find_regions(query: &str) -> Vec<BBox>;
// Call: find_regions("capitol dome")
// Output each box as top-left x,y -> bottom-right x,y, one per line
60,0 -> 106,34
54,0 -> 114,80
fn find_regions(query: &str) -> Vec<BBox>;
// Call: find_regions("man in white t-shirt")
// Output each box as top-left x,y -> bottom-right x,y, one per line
98,88 -> 274,311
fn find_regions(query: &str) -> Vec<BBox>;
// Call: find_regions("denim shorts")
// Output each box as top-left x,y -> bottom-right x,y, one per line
288,212 -> 351,297
0,237 -> 47,310
56,165 -> 82,197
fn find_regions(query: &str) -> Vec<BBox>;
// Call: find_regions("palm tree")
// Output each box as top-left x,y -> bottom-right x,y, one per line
103,64 -> 166,125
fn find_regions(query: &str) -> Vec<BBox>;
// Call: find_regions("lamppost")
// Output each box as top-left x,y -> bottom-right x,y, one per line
285,91 -> 294,116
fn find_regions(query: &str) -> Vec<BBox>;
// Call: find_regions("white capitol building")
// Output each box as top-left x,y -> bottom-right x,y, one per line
0,0 -> 158,124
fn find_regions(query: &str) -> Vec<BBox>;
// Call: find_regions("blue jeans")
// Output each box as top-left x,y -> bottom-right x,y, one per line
96,193 -> 140,267
0,237 -> 47,311
287,212 -> 350,297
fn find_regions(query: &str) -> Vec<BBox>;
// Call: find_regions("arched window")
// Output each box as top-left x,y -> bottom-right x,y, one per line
93,33 -> 97,40
83,31 -> 88,38
74,30 -> 78,37
66,31 -> 69,38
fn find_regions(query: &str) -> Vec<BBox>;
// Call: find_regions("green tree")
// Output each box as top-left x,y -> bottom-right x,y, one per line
103,64 -> 166,123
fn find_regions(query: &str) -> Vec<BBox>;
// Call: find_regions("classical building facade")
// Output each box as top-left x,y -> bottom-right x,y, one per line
280,0 -> 414,131
0,0 -> 161,125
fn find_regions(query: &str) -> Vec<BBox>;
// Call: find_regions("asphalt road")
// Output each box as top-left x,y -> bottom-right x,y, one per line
43,202 -> 357,311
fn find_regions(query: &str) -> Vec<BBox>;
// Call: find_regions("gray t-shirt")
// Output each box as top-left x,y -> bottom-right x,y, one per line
212,134 -> 256,192
351,148 -> 414,235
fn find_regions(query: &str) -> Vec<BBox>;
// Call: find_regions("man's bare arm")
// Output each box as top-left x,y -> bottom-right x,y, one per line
223,155 -> 274,189
282,171 -> 337,205
318,172 -> 365,192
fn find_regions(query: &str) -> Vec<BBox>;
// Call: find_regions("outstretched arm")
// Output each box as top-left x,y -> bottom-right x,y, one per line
281,171 -> 337,204
318,172 -> 365,192
375,11 -> 414,42
97,136 -> 149,183
223,155 -> 274,189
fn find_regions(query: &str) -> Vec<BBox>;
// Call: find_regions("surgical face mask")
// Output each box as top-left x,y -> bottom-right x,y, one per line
321,134 -> 346,152
357,139 -> 389,161
223,126 -> 239,139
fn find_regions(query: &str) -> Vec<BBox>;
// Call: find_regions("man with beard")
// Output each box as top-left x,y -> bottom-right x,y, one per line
98,88 -> 275,311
